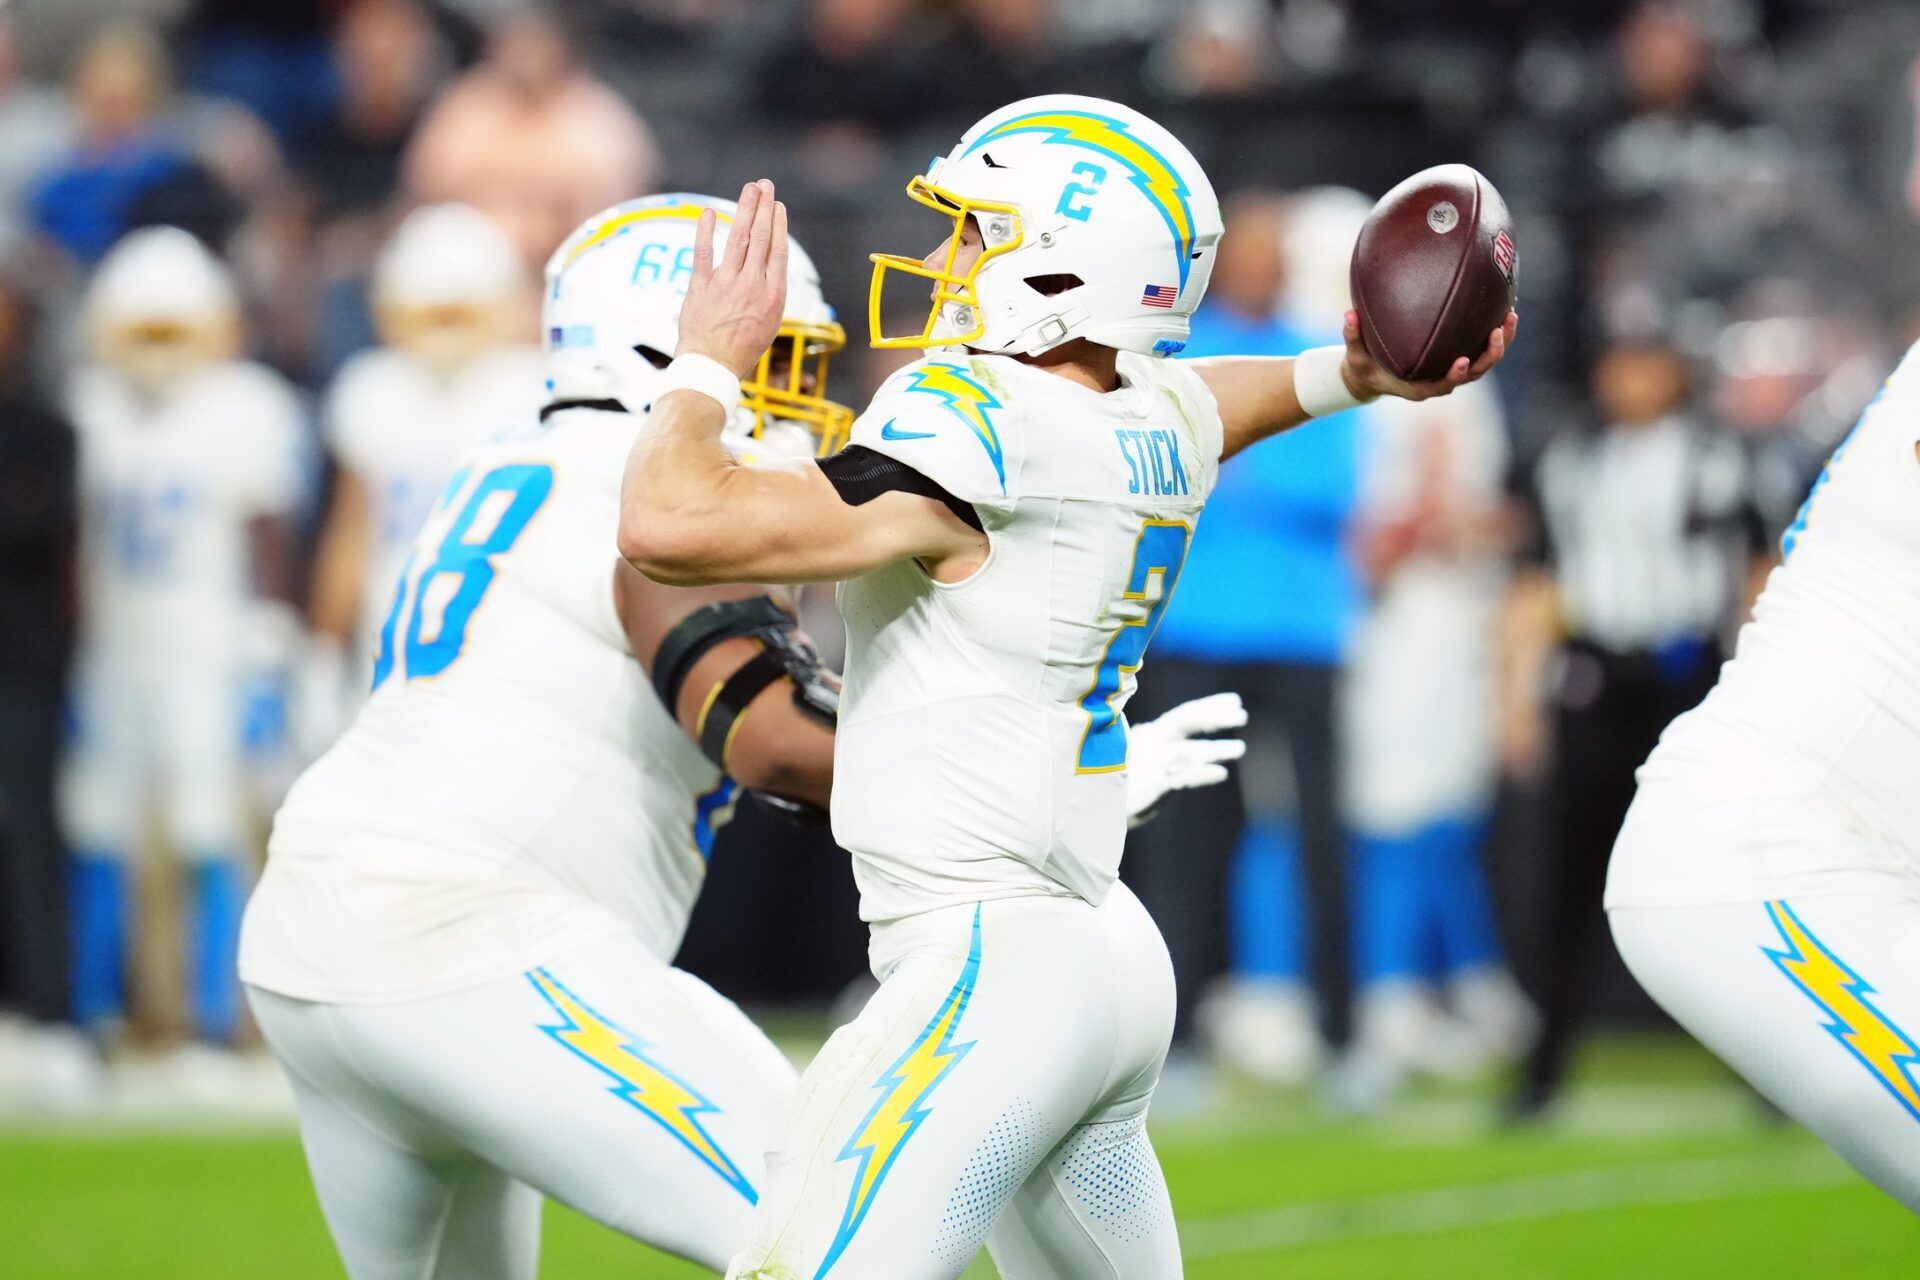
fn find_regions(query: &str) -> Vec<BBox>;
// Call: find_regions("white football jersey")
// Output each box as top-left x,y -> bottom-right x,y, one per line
240,406 -> 732,1003
832,352 -> 1221,921
1343,381 -> 1509,834
324,345 -> 546,664
1608,347 -> 1920,906
69,361 -> 305,671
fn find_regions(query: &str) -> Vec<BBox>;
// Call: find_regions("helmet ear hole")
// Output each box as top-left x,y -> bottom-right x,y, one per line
633,343 -> 673,370
1024,273 -> 1083,297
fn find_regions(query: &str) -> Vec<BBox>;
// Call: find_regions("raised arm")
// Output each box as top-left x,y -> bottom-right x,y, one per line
1196,310 -> 1517,461
617,180 -> 980,587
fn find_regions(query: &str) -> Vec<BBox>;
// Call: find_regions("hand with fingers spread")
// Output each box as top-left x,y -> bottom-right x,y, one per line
1341,309 -> 1519,404
675,179 -> 792,379
1125,691 -> 1249,827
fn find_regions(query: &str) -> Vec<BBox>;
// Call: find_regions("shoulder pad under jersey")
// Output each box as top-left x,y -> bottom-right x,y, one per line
848,355 -> 1022,508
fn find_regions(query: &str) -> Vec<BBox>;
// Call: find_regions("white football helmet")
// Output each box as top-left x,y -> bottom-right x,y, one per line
86,225 -> 240,393
372,203 -> 524,371
542,192 -> 852,455
869,93 -> 1223,358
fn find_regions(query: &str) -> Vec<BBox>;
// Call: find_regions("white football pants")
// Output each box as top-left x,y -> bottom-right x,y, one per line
1612,891 -> 1920,1211
63,651 -> 246,857
728,883 -> 1182,1280
247,932 -> 797,1278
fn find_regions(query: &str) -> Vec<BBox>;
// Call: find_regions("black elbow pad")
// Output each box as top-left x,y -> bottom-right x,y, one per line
652,597 -> 839,770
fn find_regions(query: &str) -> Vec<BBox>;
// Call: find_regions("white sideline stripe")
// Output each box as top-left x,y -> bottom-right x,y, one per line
1179,1147 -> 1858,1258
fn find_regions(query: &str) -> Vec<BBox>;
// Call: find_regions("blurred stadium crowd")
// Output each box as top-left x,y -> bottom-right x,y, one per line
1,0 -> 1917,1123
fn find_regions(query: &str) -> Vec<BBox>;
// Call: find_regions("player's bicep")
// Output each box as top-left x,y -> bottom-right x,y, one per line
732,456 -> 975,580
622,455 -> 975,585
612,566 -> 837,802
666,628 -> 833,804
723,677 -> 835,810
613,567 -> 775,698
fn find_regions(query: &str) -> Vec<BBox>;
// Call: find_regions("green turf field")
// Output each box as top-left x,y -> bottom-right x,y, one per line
1,1034 -> 1908,1278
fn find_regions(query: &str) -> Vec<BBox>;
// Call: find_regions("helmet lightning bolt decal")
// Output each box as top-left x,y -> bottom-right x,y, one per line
903,363 -> 1005,493
816,905 -> 983,1279
962,110 -> 1198,291
1762,900 -> 1920,1121
527,968 -> 757,1201
555,196 -> 732,270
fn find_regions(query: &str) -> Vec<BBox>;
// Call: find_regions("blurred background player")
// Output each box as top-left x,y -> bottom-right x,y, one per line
0,270 -> 89,1111
1502,322 -> 1774,1120
401,4 -> 660,269
62,226 -> 304,1089
1339,375 -> 1536,1107
304,202 -> 541,723
1131,187 -> 1367,1089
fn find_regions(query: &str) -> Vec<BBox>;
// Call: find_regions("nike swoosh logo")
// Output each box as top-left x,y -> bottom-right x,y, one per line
879,419 -> 936,442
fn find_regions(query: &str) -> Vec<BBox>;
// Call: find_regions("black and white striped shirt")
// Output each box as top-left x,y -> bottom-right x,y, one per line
1514,415 -> 1768,652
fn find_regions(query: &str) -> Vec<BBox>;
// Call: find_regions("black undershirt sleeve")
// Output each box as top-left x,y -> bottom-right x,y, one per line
816,445 -> 984,533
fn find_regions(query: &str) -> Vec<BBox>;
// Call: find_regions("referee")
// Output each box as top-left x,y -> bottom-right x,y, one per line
1500,332 -> 1774,1120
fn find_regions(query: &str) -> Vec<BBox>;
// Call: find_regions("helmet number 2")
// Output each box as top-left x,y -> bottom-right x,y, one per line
1056,162 -> 1108,223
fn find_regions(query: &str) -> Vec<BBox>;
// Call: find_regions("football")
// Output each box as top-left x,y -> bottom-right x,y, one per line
1350,164 -> 1517,383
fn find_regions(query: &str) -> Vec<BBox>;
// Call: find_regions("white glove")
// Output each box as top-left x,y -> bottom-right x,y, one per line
1125,691 -> 1248,827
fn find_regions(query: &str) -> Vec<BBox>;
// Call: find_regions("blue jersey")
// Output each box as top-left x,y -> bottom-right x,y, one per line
1160,306 -> 1363,665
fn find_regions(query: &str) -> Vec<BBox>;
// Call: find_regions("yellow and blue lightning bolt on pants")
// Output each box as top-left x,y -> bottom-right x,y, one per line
729,884 -> 1182,1280
246,931 -> 796,1279
1608,770 -> 1920,1212
1613,885 -> 1920,1210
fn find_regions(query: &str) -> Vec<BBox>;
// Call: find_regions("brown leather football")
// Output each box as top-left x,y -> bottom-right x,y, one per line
1350,164 -> 1517,383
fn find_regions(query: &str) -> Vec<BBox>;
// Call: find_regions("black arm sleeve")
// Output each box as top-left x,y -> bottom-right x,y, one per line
816,446 -> 984,533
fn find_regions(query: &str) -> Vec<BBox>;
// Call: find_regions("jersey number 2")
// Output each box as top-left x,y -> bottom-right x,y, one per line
1075,520 -> 1191,772
371,463 -> 554,689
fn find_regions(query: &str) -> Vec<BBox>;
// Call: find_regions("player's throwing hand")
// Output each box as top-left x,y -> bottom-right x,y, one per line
676,179 -> 790,378
1340,309 -> 1518,404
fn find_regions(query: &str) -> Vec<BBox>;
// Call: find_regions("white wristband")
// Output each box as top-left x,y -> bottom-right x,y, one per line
659,353 -> 742,412
1292,345 -> 1366,419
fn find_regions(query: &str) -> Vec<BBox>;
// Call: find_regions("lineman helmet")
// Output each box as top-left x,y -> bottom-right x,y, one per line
543,193 -> 852,456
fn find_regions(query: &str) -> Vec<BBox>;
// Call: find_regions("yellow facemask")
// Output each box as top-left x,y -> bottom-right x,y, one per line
377,300 -> 511,375
99,315 -> 237,393
868,176 -> 1023,350
741,316 -> 854,456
